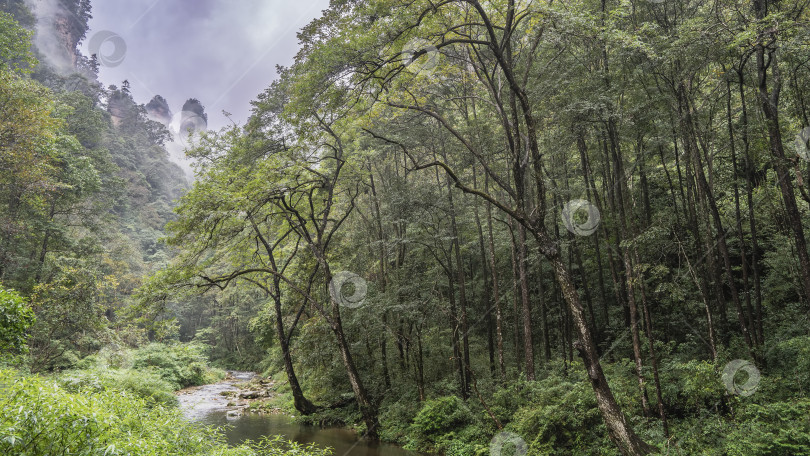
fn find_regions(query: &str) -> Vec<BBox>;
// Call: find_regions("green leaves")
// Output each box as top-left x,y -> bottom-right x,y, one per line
0,284 -> 34,354
411,396 -> 472,435
0,368 -> 326,455
27,261 -> 117,371
0,11 -> 36,74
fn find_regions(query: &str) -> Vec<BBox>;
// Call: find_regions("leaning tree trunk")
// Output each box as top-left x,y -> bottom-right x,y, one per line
540,241 -> 655,455
322,265 -> 380,440
272,292 -> 317,415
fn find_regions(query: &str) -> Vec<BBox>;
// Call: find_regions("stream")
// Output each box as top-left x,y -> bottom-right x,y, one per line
178,371 -> 424,456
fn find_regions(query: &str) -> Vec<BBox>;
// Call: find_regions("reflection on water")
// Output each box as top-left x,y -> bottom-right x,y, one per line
178,371 -> 424,456
201,411 -> 422,456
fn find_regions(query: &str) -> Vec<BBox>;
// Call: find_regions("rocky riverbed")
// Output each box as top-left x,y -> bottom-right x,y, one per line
176,370 -> 284,420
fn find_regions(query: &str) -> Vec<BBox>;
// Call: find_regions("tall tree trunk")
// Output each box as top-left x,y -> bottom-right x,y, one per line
486,179 -> 507,379
518,224 -> 535,381
680,84 -> 754,352
369,170 -> 392,389
447,265 -> 467,399
34,203 -> 56,284
539,236 -> 655,455
381,313 -> 391,389
610,127 -> 650,417
416,325 -> 425,401
473,168 -> 497,376
577,133 -> 610,329
727,77 -> 759,346
249,219 -> 316,415
447,179 -> 472,396
754,0 -> 810,304
636,253 -> 669,436
536,254 -> 552,362
273,293 -> 317,415
509,219 -> 523,373
323,264 -> 380,439
738,69 -> 766,346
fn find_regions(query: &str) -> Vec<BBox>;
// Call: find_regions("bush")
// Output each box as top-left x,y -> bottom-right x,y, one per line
379,396 -> 421,443
132,342 -> 223,389
724,400 -> 810,455
411,395 -> 472,435
509,377 -> 610,456
0,369 -> 329,456
768,336 -> 810,399
59,367 -> 178,406
660,358 -> 726,414
405,395 -> 483,453
0,284 -> 34,355
58,341 -> 227,406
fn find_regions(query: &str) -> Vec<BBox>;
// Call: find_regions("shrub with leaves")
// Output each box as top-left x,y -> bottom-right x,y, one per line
724,400 -> 810,455
0,369 -> 329,456
132,342 -> 223,389
411,395 -> 472,435
0,284 -> 34,355
509,376 -> 609,455
58,366 -> 178,406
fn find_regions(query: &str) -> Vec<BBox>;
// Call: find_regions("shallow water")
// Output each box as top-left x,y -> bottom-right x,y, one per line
178,371 -> 423,456
200,411 -> 422,456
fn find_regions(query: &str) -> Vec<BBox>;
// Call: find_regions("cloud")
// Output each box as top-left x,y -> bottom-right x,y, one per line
26,0 -> 86,72
79,0 -> 330,130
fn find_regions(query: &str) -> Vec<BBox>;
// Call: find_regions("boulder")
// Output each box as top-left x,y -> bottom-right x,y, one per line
239,390 -> 262,399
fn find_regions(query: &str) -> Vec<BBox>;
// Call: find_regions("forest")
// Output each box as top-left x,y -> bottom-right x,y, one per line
2,0 -> 810,455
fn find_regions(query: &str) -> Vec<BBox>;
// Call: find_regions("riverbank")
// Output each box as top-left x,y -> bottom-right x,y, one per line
0,367 -> 327,456
177,371 -> 425,456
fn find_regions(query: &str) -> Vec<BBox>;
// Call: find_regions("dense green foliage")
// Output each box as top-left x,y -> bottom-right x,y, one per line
145,0 -> 810,454
0,0 -> 187,372
59,342 -> 225,405
130,342 -> 223,389
0,4 -> 287,456
0,284 -> 33,356
0,11 -> 34,71
0,369 -> 330,456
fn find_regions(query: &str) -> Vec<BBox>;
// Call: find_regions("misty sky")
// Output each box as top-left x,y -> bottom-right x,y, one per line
79,1 -> 331,130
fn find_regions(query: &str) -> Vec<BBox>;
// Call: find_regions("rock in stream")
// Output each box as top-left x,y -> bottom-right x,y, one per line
176,370 -> 257,420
